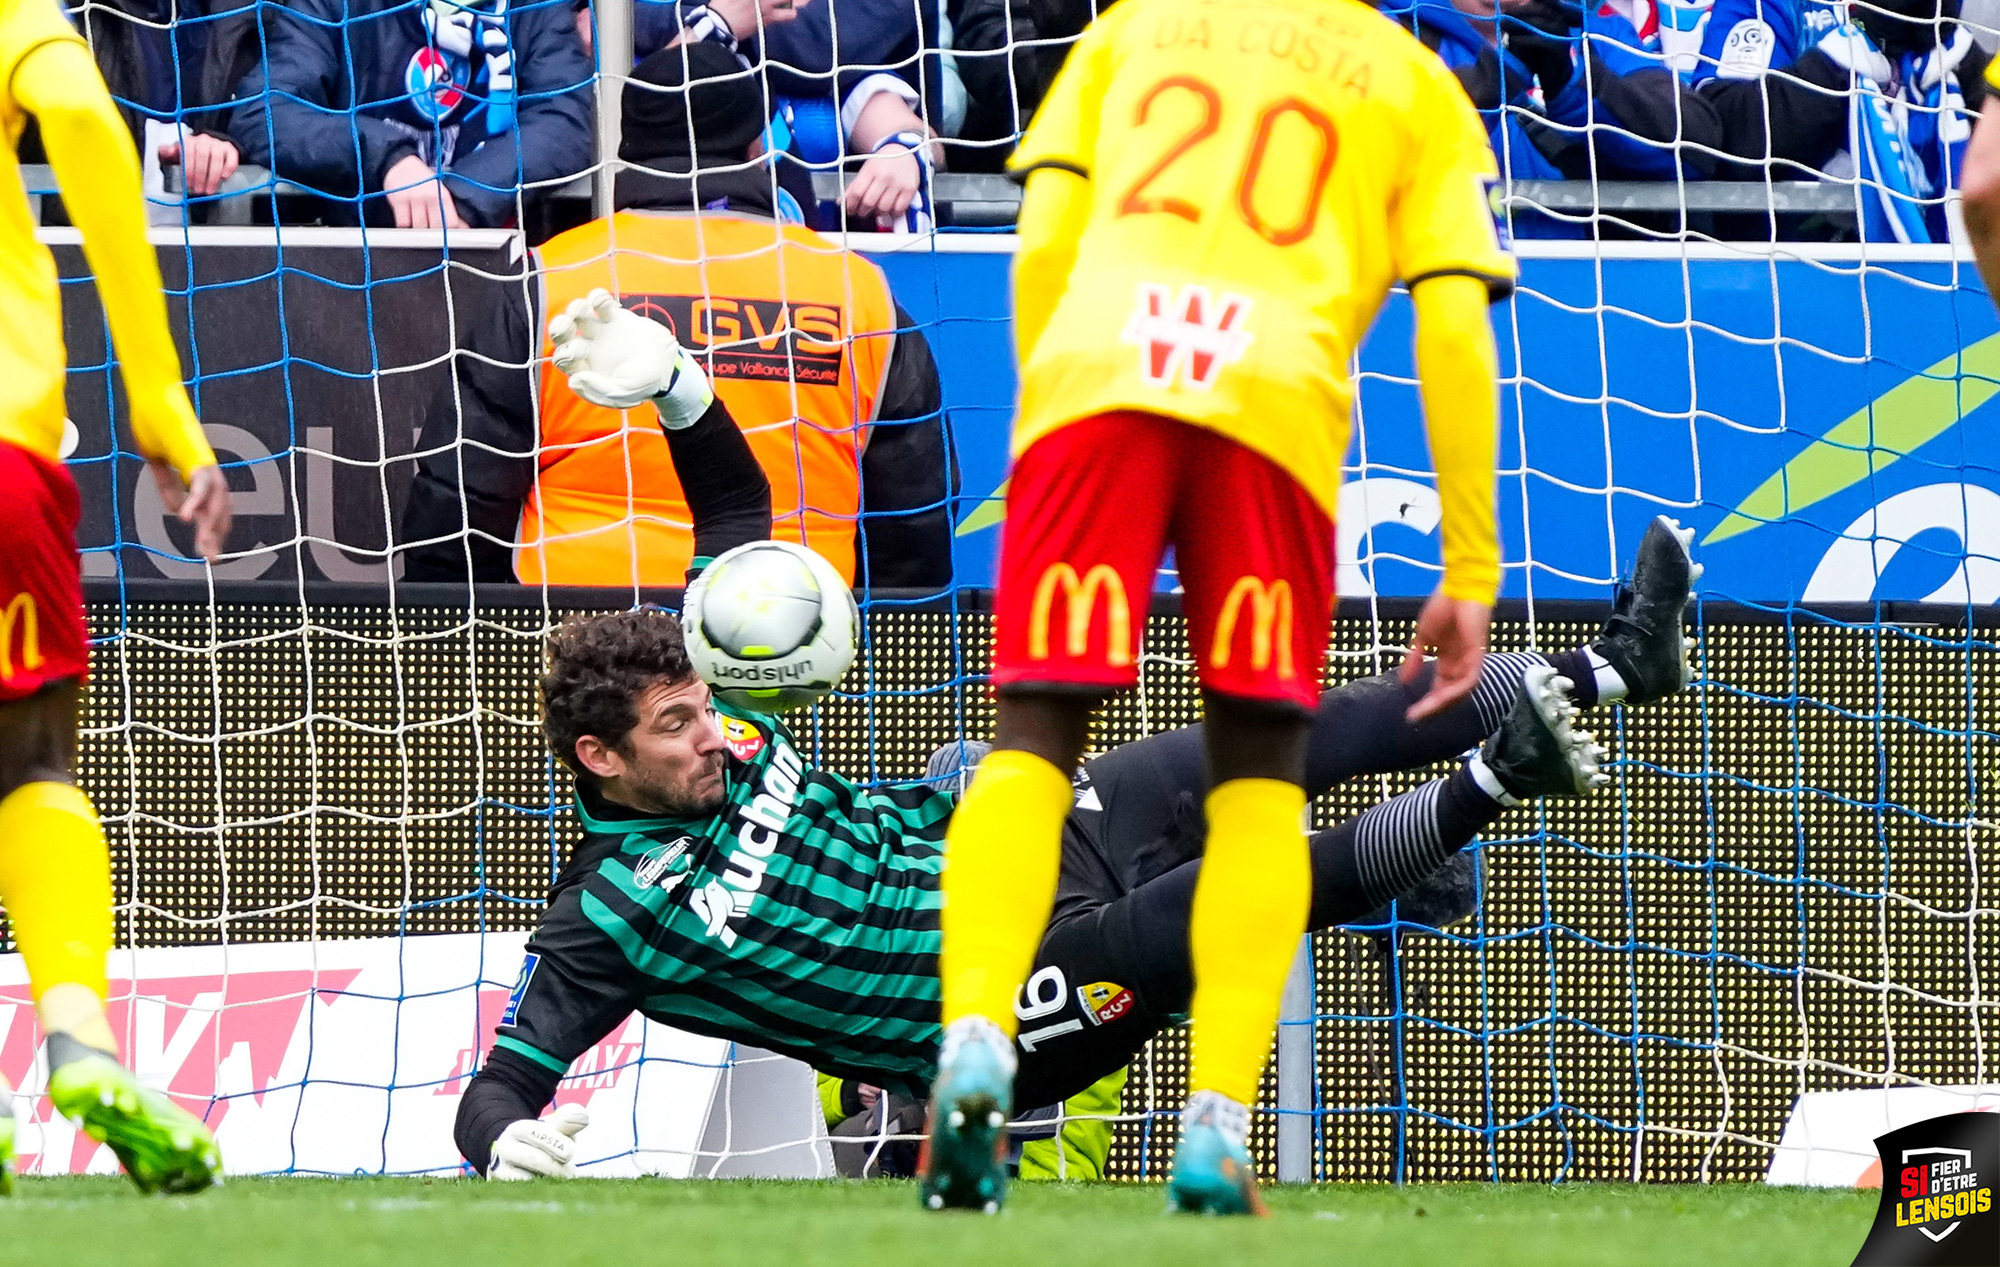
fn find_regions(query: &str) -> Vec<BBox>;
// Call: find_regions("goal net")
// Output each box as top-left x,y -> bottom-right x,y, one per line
4,0 -> 1996,1187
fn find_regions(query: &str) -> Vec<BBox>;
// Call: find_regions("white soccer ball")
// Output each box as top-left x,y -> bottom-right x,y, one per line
682,540 -> 858,712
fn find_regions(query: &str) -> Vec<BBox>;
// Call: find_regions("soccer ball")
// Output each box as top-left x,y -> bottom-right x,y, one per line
683,540 -> 858,712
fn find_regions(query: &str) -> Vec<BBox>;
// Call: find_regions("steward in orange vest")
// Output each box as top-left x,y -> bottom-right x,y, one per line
400,41 -> 956,590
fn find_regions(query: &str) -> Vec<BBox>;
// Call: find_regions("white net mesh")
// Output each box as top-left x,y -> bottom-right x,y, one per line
1,0 -> 1994,1186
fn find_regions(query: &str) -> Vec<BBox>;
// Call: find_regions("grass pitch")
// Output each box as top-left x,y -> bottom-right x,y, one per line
1,1176 -> 1872,1267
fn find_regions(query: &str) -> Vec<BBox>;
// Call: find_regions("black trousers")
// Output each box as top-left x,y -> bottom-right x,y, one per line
1010,661 -> 1507,1109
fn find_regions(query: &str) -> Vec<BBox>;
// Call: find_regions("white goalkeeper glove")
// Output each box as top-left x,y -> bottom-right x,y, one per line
548,288 -> 715,430
487,1104 -> 590,1180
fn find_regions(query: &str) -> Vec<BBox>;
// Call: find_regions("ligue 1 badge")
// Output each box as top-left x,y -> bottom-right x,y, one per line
1852,1112 -> 2000,1266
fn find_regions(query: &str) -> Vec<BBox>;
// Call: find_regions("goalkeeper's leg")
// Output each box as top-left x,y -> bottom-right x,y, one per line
0,681 -> 220,1194
1011,673 -> 1611,1119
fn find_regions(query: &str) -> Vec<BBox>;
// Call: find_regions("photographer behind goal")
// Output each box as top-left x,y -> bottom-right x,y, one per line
451,302 -> 1700,1180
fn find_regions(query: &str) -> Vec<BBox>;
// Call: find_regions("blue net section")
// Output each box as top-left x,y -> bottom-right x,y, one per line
2,0 -> 1995,1185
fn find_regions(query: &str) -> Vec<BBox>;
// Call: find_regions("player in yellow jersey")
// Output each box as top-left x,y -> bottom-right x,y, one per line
923,0 -> 1515,1215
0,0 -> 233,1195
1961,59 -> 2000,300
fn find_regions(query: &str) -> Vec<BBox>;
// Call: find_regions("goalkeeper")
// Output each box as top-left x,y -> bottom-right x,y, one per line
452,297 -> 1701,1181
0,0 -> 233,1196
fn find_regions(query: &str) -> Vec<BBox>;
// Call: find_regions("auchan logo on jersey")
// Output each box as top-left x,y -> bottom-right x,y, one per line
692,738 -> 806,946
1122,283 -> 1254,391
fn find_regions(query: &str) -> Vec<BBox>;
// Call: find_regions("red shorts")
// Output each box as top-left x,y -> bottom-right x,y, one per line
991,413 -> 1334,712
0,440 -> 88,703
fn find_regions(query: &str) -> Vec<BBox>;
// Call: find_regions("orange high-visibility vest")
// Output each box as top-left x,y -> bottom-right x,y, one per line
519,210 -> 899,586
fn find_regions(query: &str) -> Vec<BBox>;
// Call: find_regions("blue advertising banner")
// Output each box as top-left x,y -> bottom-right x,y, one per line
872,244 -> 2000,606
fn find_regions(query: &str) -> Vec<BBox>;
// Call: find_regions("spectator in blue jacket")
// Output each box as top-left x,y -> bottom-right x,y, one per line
604,0 -> 944,228
1396,0 -> 1722,186
1694,0 -> 1989,240
223,0 -> 593,228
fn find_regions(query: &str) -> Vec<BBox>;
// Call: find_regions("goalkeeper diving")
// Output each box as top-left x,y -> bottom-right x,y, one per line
0,0 -> 233,1195
451,299 -> 1700,1182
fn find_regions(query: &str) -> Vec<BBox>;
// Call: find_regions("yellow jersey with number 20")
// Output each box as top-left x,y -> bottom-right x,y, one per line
1008,0 -> 1515,524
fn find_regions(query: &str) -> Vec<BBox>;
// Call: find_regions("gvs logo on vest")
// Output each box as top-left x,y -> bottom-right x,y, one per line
623,294 -> 845,386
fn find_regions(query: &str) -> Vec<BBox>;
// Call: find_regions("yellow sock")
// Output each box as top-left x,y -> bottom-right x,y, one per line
939,749 -> 1073,1036
0,782 -> 114,1030
1187,777 -> 1310,1106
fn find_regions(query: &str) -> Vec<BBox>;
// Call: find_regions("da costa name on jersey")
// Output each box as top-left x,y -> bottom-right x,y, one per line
687,736 -> 806,947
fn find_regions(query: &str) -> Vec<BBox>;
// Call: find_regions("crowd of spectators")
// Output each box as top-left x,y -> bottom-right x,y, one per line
50,0 -> 2000,242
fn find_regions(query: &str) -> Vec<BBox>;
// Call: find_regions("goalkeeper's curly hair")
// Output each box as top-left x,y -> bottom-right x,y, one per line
541,608 -> 697,784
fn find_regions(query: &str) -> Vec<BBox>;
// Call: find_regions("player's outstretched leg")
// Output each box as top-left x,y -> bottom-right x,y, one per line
1478,666 -> 1611,801
46,1038 -> 221,1195
0,762 -> 221,1195
1591,515 -> 1700,708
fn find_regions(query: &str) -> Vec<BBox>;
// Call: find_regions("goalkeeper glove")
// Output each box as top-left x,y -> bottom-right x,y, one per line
487,1104 -> 590,1180
548,288 -> 716,429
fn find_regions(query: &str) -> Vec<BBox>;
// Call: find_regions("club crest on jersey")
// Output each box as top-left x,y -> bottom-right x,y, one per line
406,46 -> 469,121
1122,284 -> 1254,391
720,714 -> 766,762
633,836 -> 695,893
501,953 -> 539,1027
1077,980 -> 1135,1027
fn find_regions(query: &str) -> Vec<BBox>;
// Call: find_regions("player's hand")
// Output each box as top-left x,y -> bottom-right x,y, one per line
383,155 -> 470,230
549,288 -> 714,427
1400,591 -> 1492,722
488,1105 -> 590,1180
150,461 -> 233,563
159,132 -> 242,198
845,145 -> 923,226
706,0 -> 810,40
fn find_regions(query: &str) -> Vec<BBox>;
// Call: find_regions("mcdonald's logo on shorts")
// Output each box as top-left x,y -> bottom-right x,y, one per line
1211,576 -> 1295,680
1028,564 -> 1133,667
0,593 -> 43,682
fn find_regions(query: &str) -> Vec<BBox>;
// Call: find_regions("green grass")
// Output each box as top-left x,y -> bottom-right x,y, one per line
0,1176 -> 1874,1267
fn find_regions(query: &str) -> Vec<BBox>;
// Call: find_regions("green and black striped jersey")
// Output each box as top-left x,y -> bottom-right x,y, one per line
494,702 -> 958,1094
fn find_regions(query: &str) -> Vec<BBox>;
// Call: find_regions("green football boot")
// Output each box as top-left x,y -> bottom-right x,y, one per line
1166,1092 -> 1267,1217
0,1101 -> 16,1197
918,1017 -> 1014,1214
48,1055 -> 220,1194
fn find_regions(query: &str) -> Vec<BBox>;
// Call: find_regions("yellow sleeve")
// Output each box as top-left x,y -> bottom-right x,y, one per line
0,0 -> 83,96
13,37 -> 214,480
1006,9 -> 1121,362
1388,63 -> 1518,301
1011,168 -> 1092,363
1412,274 -> 1501,605
816,1073 -> 850,1129
1987,51 -> 2000,93
1017,1066 -> 1125,1182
